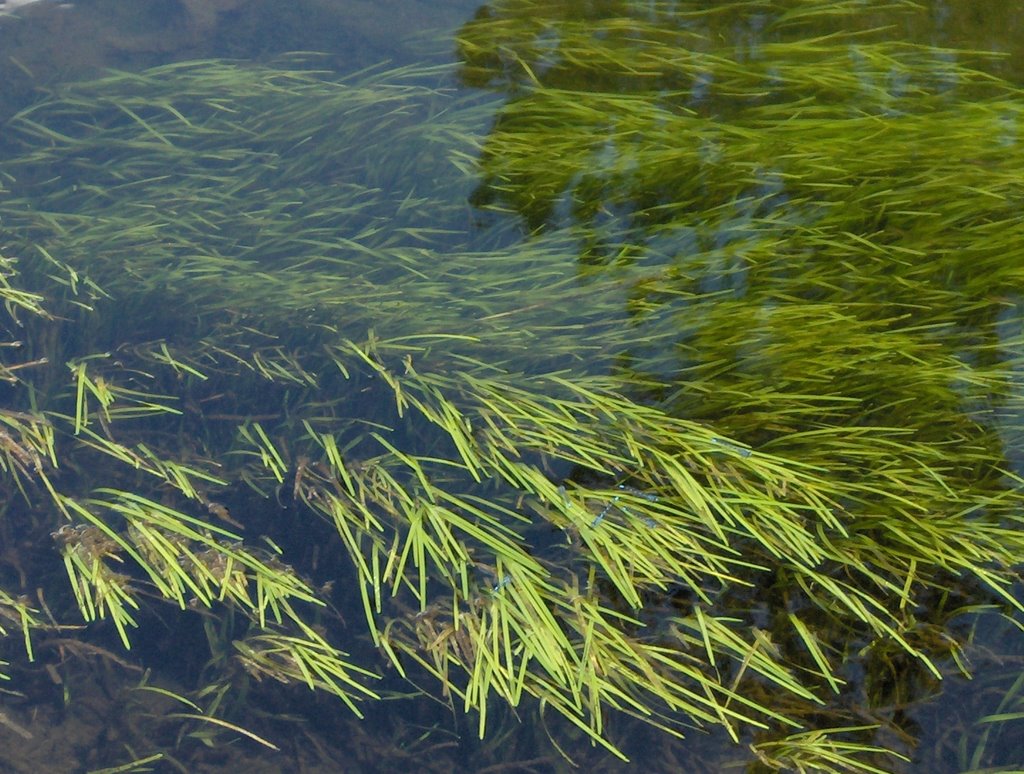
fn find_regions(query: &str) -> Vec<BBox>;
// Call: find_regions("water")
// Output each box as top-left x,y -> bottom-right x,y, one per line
1,1 -> 1024,772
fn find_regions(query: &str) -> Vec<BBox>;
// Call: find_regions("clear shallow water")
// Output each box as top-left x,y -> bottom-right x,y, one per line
1,1 -> 1024,772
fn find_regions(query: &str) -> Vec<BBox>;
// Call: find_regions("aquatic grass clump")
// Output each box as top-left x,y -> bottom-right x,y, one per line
451,0 -> 1024,766
0,1 -> 1023,769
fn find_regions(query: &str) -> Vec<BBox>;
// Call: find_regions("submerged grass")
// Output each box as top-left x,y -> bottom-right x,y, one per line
0,1 -> 1022,770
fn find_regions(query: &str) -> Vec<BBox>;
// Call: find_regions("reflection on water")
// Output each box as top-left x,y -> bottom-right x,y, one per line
1,1 -> 1024,772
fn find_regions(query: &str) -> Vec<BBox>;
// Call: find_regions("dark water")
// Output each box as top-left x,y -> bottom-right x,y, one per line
1,1 -> 1024,772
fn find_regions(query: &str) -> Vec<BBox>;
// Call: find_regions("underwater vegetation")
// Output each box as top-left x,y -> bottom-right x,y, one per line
0,0 -> 1024,770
